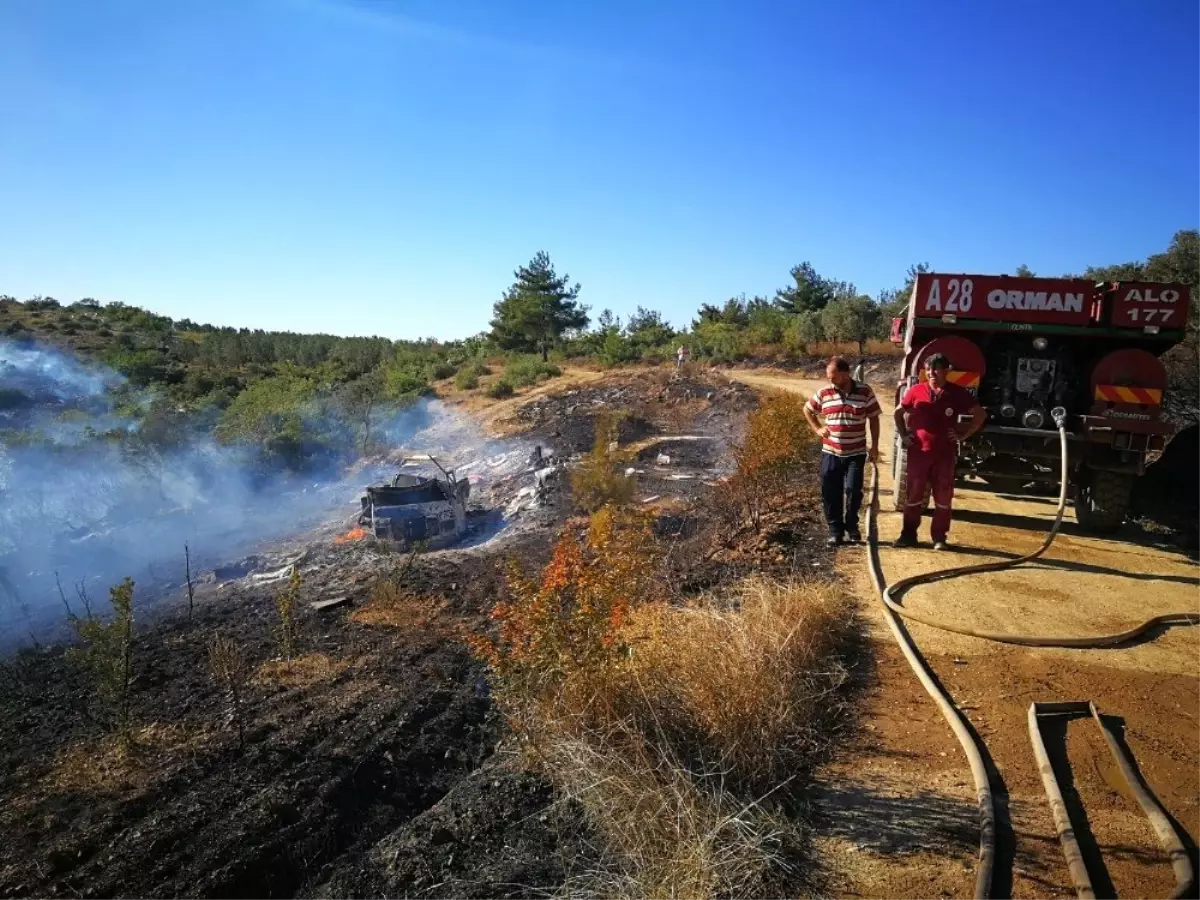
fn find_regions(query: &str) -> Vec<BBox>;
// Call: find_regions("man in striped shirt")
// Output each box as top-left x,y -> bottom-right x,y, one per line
804,357 -> 882,546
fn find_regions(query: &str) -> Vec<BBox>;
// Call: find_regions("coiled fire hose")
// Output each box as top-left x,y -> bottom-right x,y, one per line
864,410 -> 1200,899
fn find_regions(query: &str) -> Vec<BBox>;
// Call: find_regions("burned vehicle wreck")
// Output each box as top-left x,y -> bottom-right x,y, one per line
358,455 -> 471,548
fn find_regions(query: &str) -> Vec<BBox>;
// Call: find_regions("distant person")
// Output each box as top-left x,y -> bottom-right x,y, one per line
804,356 -> 881,546
676,345 -> 688,368
852,359 -> 865,382
893,353 -> 988,550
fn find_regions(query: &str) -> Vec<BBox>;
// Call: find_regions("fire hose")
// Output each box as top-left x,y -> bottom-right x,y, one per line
864,409 -> 1200,899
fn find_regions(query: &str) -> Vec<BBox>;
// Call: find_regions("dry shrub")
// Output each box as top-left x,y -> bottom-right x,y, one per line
252,652 -> 347,688
207,634 -> 251,749
275,565 -> 301,661
49,723 -> 210,794
472,509 -> 856,898
570,410 -> 637,513
621,578 -> 855,794
351,579 -> 447,630
524,580 -> 853,898
470,506 -> 664,709
550,737 -> 803,900
727,390 -> 814,531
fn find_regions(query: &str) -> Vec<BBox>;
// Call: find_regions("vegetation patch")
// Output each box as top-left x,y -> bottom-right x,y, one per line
48,722 -> 212,795
486,379 -> 515,399
453,370 -> 480,390
252,652 -> 348,688
471,504 -> 860,898
503,355 -> 562,387
64,577 -> 136,746
351,579 -> 448,630
721,389 -> 815,532
569,409 -> 637,512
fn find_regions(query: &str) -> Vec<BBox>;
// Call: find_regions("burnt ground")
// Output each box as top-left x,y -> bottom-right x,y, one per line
0,369 -> 833,899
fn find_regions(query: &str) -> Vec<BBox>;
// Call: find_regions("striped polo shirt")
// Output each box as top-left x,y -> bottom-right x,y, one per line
805,381 -> 881,457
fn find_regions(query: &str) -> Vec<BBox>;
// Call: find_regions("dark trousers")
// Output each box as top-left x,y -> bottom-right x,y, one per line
819,451 -> 866,538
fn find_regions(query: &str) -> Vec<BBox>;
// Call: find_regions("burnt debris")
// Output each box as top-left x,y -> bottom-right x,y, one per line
358,456 -> 471,548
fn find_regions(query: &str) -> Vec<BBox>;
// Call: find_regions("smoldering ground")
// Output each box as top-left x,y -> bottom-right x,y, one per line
0,340 -> 532,645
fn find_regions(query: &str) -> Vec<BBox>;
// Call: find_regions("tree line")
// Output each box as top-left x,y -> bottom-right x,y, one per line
2,228 -> 1195,471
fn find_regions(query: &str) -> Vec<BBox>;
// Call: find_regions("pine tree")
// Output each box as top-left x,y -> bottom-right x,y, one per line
773,261 -> 835,314
490,252 -> 588,361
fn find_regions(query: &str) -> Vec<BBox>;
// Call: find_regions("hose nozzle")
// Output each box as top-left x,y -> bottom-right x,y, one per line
1051,406 -> 1067,428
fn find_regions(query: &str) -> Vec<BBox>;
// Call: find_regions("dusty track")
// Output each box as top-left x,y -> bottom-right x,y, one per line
731,371 -> 1200,900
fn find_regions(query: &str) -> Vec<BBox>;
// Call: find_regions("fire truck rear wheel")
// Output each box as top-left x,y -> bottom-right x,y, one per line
892,434 -> 909,511
1073,468 -> 1134,534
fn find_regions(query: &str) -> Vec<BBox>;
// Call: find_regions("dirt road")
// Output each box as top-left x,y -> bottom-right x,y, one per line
731,371 -> 1200,900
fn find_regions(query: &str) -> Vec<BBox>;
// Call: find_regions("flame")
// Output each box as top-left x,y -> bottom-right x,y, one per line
335,526 -> 369,544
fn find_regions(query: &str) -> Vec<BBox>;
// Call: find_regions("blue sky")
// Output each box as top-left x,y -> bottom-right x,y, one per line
1,0 -> 1196,340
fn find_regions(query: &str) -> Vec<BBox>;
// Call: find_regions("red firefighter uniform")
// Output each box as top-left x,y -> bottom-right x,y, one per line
899,380 -> 978,541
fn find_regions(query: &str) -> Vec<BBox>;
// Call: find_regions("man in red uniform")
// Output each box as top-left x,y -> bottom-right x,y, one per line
893,353 -> 987,549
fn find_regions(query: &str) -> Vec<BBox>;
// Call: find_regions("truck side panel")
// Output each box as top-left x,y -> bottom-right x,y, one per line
913,274 -> 1095,326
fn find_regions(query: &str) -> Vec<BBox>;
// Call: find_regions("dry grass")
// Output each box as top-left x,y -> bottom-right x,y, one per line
351,580 -> 447,630
252,652 -> 348,688
620,578 -> 856,793
48,722 -> 211,794
496,578 -> 858,898
549,737 -> 805,900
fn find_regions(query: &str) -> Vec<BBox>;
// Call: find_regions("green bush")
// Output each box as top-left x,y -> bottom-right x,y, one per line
505,356 -> 562,387
430,361 -> 457,380
383,366 -> 428,399
454,370 -> 480,390
215,372 -> 317,446
66,578 -> 135,743
639,345 -> 670,365
599,330 -> 638,368
486,379 -> 515,399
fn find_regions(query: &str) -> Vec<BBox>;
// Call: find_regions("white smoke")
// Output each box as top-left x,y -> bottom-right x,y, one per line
0,341 -> 122,403
0,340 -> 526,644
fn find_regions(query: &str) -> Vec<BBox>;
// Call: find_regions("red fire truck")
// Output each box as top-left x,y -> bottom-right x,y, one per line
889,274 -> 1191,532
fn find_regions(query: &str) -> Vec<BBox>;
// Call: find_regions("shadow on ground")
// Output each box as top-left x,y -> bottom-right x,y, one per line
807,778 -> 977,856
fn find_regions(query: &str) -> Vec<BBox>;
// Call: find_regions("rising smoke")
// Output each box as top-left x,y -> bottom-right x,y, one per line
0,340 -> 527,645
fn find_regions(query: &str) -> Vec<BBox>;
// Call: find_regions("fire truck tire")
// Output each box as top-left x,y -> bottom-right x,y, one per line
1074,469 -> 1134,534
891,434 -> 909,511
891,434 -> 931,512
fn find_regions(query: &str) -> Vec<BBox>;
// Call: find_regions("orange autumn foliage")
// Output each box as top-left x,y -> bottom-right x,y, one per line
726,389 -> 814,531
469,506 -> 664,698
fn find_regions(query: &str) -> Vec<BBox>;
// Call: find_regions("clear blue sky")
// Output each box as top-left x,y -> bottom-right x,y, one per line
2,0 -> 1196,340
